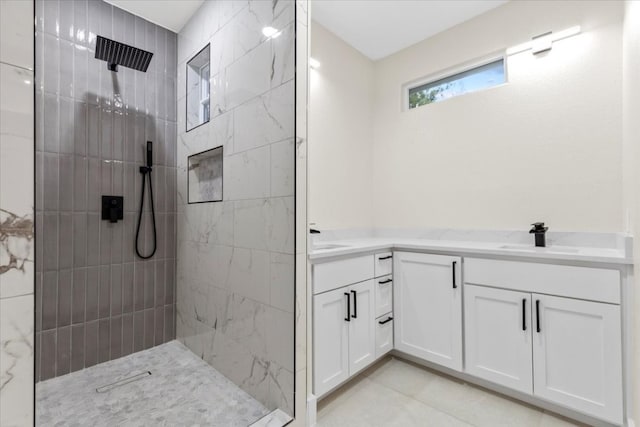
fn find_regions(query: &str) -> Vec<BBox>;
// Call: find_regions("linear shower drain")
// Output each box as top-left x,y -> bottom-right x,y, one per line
95,371 -> 152,393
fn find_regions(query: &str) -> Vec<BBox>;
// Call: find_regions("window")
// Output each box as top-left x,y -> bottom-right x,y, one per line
407,58 -> 505,109
186,44 -> 211,131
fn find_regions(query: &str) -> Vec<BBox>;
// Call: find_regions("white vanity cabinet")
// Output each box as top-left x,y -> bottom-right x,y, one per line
393,252 -> 463,371
312,253 -> 389,397
532,294 -> 622,425
464,258 -> 623,425
464,284 -> 533,394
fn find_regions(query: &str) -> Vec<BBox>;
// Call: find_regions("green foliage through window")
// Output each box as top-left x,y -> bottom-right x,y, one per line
408,59 -> 505,109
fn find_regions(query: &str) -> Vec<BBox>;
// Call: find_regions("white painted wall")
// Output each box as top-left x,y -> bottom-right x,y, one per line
309,22 -> 375,229
622,1 -> 640,425
372,0 -> 624,232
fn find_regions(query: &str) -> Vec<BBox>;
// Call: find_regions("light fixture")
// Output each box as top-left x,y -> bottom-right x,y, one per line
506,26 -> 581,56
23,79 -> 31,85
309,57 -> 321,69
262,26 -> 281,39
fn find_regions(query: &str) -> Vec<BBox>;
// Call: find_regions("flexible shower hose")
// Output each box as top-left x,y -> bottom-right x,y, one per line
135,166 -> 157,259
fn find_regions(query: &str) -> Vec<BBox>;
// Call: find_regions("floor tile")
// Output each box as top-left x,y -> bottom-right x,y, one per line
318,357 -> 585,427
36,340 -> 270,426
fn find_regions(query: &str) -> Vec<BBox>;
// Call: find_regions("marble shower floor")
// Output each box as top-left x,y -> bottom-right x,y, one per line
317,357 -> 587,427
36,340 -> 270,427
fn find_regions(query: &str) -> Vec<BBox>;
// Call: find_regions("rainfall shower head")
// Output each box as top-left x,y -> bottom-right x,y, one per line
94,35 -> 153,73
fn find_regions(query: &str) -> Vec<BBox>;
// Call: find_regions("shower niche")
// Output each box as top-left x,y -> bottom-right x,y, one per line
186,44 -> 211,131
188,146 -> 223,203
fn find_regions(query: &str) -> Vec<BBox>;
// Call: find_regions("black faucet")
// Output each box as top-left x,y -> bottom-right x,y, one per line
529,222 -> 548,247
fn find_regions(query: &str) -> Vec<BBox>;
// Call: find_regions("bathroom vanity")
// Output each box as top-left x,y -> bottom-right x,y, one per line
310,232 -> 633,426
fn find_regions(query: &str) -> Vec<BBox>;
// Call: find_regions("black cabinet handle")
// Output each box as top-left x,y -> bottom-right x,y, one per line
378,255 -> 392,260
536,300 -> 541,333
344,293 -> 350,322
452,261 -> 457,289
378,278 -> 392,284
378,316 -> 393,325
351,290 -> 357,318
522,299 -> 527,331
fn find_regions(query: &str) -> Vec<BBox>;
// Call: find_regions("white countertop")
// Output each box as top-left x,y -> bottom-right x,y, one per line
308,237 -> 632,265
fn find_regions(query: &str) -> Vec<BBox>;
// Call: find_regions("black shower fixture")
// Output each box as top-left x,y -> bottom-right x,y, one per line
94,35 -> 153,72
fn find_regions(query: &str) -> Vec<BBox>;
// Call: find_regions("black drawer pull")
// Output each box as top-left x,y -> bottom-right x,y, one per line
536,299 -> 541,333
522,298 -> 527,331
378,278 -> 392,284
344,293 -> 350,322
378,317 -> 393,325
378,255 -> 392,260
351,290 -> 357,318
452,261 -> 457,289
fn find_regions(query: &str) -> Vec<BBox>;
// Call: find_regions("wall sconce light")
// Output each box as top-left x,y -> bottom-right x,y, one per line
309,57 -> 321,69
506,26 -> 581,56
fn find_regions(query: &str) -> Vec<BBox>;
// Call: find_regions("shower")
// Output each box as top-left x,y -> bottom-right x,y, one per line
95,36 -> 157,260
135,141 -> 157,259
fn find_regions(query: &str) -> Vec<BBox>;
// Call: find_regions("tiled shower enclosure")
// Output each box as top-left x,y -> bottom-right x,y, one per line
34,0 -> 178,381
32,0 -> 298,421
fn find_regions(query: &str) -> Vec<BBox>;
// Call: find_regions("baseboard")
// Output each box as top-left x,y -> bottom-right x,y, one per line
307,394 -> 317,427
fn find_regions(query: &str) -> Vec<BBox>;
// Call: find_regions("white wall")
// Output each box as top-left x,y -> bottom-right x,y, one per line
372,0 -> 624,232
309,22 -> 375,230
622,1 -> 640,424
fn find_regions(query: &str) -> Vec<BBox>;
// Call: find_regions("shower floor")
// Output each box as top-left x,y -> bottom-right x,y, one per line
36,340 -> 270,426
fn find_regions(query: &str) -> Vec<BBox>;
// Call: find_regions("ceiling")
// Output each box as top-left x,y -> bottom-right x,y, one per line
104,0 -> 204,33
312,0 -> 508,61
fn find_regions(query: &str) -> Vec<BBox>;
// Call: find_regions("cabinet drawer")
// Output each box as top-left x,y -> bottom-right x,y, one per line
375,252 -> 393,277
375,275 -> 393,318
313,255 -> 375,294
464,258 -> 620,304
375,314 -> 394,358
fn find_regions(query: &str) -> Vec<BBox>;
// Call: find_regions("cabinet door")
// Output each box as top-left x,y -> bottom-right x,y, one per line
348,280 -> 376,376
394,252 -> 463,371
532,294 -> 623,425
464,285 -> 533,394
313,288 -> 350,397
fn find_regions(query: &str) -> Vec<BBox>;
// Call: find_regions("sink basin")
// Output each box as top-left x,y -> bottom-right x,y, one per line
313,243 -> 350,250
500,244 -> 579,254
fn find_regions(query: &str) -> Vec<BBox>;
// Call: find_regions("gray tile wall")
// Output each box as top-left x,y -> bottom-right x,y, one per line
35,0 -> 178,382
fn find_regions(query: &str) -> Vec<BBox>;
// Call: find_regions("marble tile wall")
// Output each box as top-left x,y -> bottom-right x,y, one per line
34,0 -> 178,382
176,0 -> 297,417
0,1 -> 35,425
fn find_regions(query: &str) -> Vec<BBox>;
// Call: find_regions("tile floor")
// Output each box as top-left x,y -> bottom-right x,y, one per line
36,340 -> 271,426
317,357 -> 586,427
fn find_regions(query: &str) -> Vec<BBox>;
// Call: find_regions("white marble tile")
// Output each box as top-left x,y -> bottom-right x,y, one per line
0,294 -> 34,427
0,64 -> 34,298
0,0 -> 34,70
226,146 -> 271,200
230,293 -> 268,358
265,306 -> 294,369
208,109 -> 234,155
270,252 -> 294,313
180,201 -> 234,245
267,362 -> 294,416
234,80 -> 295,153
234,197 -> 294,253
228,247 -> 270,304
225,40 -> 272,109
271,22 -> 295,88
271,138 -> 295,198
250,408 -> 293,427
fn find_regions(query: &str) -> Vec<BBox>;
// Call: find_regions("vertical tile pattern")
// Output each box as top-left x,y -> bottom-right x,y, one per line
35,0 -> 178,382
176,0 -> 296,417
